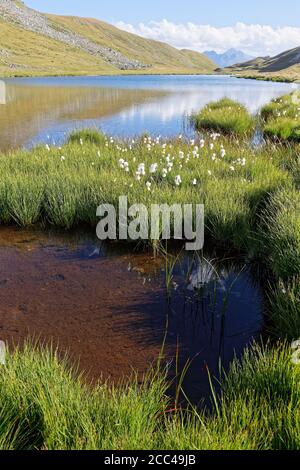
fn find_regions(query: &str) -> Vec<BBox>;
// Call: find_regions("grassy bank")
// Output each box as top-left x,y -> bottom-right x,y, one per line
0,130 -> 291,251
0,341 -> 299,450
261,93 -> 300,142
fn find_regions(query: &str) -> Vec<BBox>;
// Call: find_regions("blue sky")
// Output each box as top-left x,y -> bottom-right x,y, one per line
24,1 -> 300,56
25,0 -> 300,27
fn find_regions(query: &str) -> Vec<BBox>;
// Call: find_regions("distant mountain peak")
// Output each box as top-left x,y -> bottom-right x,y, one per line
203,49 -> 254,68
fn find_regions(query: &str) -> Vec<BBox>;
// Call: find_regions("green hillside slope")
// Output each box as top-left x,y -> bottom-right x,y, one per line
0,1 -> 216,77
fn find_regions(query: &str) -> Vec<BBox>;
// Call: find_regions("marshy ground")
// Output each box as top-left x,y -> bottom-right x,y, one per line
0,91 -> 299,450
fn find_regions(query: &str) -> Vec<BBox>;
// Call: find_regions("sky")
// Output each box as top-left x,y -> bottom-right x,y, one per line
24,1 -> 300,56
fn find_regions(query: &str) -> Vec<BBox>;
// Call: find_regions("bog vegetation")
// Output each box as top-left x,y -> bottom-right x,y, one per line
0,93 -> 299,450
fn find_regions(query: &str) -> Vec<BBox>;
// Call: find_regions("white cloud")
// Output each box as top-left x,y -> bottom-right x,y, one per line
115,20 -> 300,57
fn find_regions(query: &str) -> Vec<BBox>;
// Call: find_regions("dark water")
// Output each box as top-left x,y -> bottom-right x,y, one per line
0,228 -> 263,404
0,75 -> 298,151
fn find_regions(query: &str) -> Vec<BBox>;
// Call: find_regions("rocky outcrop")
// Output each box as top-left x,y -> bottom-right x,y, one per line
0,0 -> 148,70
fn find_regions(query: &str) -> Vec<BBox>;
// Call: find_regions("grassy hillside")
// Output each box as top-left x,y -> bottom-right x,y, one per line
224,46 -> 300,82
0,18 -> 115,77
0,2 -> 216,77
48,15 -> 216,74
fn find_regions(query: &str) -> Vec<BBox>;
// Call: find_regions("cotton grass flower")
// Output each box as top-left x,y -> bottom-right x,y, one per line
291,339 -> 300,365
137,163 -> 146,176
149,163 -> 158,174
175,175 -> 182,186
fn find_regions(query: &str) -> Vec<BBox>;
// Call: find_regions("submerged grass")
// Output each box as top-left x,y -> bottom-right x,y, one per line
0,342 -> 299,450
193,98 -> 256,135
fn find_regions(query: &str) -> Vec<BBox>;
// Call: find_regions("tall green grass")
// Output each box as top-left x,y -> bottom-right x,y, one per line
193,98 -> 256,135
0,342 -> 299,450
269,278 -> 300,341
0,132 -> 291,253
262,188 -> 300,279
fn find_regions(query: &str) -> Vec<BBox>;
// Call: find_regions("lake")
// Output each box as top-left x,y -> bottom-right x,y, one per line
0,75 -> 298,151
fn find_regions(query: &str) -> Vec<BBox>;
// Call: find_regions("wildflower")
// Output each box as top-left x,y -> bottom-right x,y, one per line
119,158 -> 125,169
175,175 -> 182,186
146,181 -> 152,191
229,166 -> 235,172
137,163 -> 146,176
192,178 -> 197,186
149,163 -> 158,174
162,168 -> 168,178
61,156 -> 65,162
221,148 -> 226,158
210,143 -> 214,150
291,340 -> 300,350
200,139 -> 205,148
291,350 -> 300,365
179,151 -> 184,159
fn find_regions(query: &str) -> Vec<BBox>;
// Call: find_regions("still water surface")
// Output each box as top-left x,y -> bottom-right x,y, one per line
0,75 -> 297,151
0,228 -> 263,404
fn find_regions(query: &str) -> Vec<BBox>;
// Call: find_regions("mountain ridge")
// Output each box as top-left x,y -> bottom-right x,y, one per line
204,48 -> 253,68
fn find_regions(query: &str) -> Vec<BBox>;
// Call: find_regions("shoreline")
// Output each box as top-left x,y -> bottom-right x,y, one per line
1,70 -> 298,85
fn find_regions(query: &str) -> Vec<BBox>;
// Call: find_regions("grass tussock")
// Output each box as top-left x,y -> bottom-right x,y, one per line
261,93 -> 300,142
0,342 -> 299,450
193,98 -> 256,135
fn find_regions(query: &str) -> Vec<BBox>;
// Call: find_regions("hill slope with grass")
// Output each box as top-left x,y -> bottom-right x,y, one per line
224,46 -> 300,82
0,0 -> 216,77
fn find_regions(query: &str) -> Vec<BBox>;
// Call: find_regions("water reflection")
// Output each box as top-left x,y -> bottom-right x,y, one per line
0,75 -> 298,151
